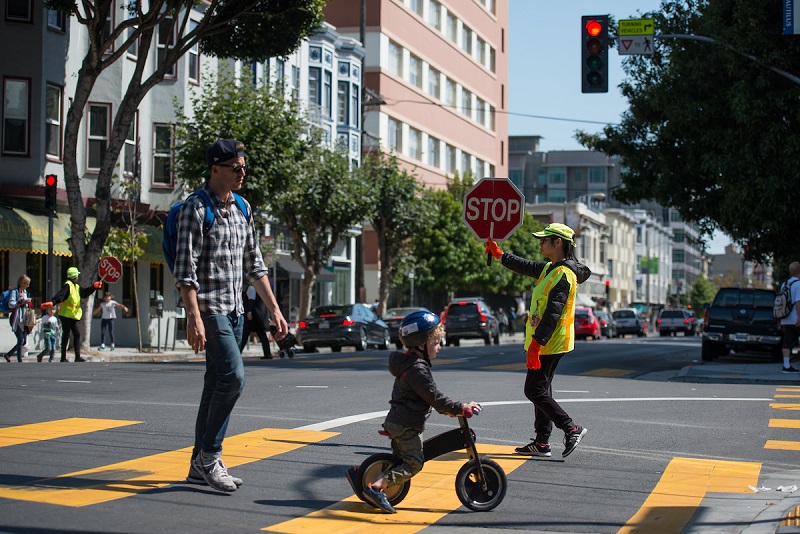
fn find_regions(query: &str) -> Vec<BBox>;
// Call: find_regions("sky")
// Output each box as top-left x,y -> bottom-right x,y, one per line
507,0 -> 731,254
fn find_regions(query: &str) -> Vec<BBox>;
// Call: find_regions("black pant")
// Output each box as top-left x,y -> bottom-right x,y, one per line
523,353 -> 574,444
239,319 -> 271,357
60,316 -> 82,361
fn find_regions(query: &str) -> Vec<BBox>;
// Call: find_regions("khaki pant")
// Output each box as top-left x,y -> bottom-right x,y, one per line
381,421 -> 425,486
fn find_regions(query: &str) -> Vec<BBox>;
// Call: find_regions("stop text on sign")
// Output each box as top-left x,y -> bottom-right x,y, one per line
464,197 -> 522,224
98,256 -> 123,283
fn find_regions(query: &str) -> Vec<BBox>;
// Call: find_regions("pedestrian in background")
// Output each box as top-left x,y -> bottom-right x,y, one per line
3,275 -> 32,362
239,284 -> 273,359
93,292 -> 128,351
507,308 -> 516,336
780,261 -> 800,373
174,139 -> 288,493
40,267 -> 102,362
485,223 -> 592,458
496,307 -> 509,335
36,305 -> 59,362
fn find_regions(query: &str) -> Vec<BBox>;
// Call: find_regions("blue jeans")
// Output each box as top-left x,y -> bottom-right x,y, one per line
193,312 -> 245,457
100,319 -> 115,345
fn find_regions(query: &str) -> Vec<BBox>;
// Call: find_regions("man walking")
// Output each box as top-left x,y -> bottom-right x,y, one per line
780,262 -> 800,373
174,139 -> 288,492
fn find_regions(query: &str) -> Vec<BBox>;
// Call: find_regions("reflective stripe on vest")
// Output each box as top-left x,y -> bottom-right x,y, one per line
524,263 -> 578,355
59,280 -> 82,320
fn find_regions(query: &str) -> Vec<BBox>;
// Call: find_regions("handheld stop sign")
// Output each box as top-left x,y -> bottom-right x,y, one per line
462,178 -> 525,266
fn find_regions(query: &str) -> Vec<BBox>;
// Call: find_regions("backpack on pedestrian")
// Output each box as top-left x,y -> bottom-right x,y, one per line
0,287 -> 12,313
163,189 -> 249,273
773,279 -> 798,319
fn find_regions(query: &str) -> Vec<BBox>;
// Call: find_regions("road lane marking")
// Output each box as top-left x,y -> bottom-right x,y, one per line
775,395 -> 800,398
777,387 -> 800,392
580,368 -> 632,377
770,403 -> 800,411
764,440 -> 800,451
769,419 -> 800,428
618,458 -> 761,534
262,445 -> 526,534
0,418 -> 141,448
0,427 -> 337,507
298,357 -> 376,363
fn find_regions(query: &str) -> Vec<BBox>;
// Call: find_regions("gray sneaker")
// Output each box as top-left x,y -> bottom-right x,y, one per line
190,455 -> 237,492
187,457 -> 243,488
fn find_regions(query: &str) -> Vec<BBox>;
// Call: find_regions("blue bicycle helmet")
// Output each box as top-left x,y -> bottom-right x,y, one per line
399,310 -> 441,348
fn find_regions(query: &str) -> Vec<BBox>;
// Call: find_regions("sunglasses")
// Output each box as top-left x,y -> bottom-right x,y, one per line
215,163 -> 248,173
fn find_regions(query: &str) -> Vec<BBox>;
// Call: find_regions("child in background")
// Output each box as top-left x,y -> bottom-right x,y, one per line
93,293 -> 128,351
36,306 -> 59,362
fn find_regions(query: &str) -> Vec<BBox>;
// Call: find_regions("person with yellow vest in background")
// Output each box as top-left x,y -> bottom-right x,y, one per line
485,223 -> 592,458
41,267 -> 102,362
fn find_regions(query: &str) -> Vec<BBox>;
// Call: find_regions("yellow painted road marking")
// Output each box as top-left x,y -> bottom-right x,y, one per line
263,445 -> 526,533
0,418 -> 141,448
580,368 -> 631,378
0,427 -> 337,507
765,440 -> 800,451
618,458 -> 761,534
775,394 -> 800,398
777,387 -> 800,391
429,358 -> 463,366
769,419 -> 800,429
482,362 -> 527,371
770,403 -> 800,411
298,357 -> 376,364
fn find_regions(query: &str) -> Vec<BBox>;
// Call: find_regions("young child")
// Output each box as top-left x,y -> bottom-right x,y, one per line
36,306 -> 59,362
93,293 -> 128,350
348,310 -> 481,513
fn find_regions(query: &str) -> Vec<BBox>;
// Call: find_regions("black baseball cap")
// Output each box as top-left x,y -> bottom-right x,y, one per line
205,139 -> 244,166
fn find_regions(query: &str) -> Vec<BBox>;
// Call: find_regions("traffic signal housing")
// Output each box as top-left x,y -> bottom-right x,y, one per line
44,174 -> 57,211
581,15 -> 609,93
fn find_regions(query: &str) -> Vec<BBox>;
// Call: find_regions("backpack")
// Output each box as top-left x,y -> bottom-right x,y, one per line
0,287 -> 12,313
773,279 -> 798,319
163,189 -> 249,273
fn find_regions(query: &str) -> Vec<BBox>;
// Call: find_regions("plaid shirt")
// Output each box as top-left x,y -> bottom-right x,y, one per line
173,185 -> 268,316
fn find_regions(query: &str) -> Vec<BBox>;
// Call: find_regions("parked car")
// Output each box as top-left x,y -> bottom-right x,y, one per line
702,288 -> 782,362
297,303 -> 390,352
383,307 -> 445,349
442,298 -> 500,346
657,308 -> 696,336
574,307 -> 601,340
594,310 -> 617,338
612,308 -> 647,337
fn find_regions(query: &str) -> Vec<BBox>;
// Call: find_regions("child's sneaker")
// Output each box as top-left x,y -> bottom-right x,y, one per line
514,441 -> 551,457
362,484 -> 396,513
110,345 -> 115,351
563,426 -> 588,457
98,345 -> 105,351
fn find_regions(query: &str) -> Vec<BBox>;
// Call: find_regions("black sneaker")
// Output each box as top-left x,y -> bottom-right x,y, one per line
362,484 -> 396,513
782,366 -> 800,373
563,426 -> 588,457
514,441 -> 552,457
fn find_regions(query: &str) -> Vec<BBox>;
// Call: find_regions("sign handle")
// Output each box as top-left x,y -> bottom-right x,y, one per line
486,222 -> 494,267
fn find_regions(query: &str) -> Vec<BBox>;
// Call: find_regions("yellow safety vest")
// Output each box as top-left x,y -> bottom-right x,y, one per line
59,280 -> 82,320
524,262 -> 578,355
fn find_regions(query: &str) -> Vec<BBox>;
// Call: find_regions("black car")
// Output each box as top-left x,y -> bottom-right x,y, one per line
443,298 -> 500,346
383,307 -> 439,349
594,310 -> 617,338
297,304 -> 390,352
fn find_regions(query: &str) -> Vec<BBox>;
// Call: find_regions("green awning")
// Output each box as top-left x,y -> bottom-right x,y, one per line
138,225 -> 165,264
0,206 -> 95,256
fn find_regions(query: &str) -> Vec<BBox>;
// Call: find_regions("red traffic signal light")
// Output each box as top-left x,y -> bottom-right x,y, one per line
581,15 -> 609,94
585,20 -> 603,37
44,174 -> 57,211
604,280 -> 610,287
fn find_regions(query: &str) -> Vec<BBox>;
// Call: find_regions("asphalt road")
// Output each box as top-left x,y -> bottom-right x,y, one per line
0,336 -> 798,534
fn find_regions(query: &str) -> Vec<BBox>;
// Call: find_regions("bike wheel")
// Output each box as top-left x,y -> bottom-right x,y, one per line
455,457 -> 507,512
358,453 -> 411,507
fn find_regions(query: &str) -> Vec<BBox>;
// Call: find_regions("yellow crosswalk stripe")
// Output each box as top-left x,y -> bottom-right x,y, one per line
769,419 -> 800,429
777,387 -> 800,392
770,403 -> 800,411
0,418 -> 141,448
263,445 -> 526,533
618,458 -> 761,533
774,395 -> 800,398
0,427 -> 337,507
482,362 -> 527,371
580,368 -> 631,377
765,440 -> 800,451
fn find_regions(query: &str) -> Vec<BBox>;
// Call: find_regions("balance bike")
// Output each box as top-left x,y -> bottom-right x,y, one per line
347,407 -> 507,512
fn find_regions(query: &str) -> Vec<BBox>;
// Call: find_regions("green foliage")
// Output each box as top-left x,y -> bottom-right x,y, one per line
578,0 -> 800,263
103,227 -> 146,261
103,171 -> 146,262
687,274 -> 718,311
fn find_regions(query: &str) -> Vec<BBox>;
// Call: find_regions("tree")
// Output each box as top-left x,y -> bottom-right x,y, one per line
577,0 -> 800,263
45,0 -> 324,343
687,274 -> 717,312
360,152 -> 432,317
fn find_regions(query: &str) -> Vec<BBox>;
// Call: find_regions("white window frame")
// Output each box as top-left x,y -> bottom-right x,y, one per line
157,17 -> 177,78
387,117 -> 402,153
408,127 -> 421,160
446,13 -> 457,42
461,89 -> 472,117
45,83 -> 63,161
427,67 -> 440,99
47,9 -> 66,31
388,41 -> 403,77
2,77 -> 30,156
409,55 -> 422,88
446,144 -> 455,174
152,123 -> 174,186
123,111 -> 139,178
427,135 -> 440,168
337,81 -> 348,124
350,83 -> 359,128
86,102 -> 111,172
187,21 -> 200,84
445,78 -> 456,107
308,67 -> 321,106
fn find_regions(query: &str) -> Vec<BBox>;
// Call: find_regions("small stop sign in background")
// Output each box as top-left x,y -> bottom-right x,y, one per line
98,256 -> 123,284
462,177 -> 525,241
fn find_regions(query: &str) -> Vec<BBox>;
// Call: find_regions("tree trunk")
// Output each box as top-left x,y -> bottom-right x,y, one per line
79,295 -> 95,352
299,268 -> 317,321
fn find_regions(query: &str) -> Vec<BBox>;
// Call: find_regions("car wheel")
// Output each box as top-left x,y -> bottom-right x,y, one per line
302,343 -> 316,353
450,337 -> 460,347
355,328 -> 367,351
483,335 -> 491,345
701,338 -> 721,361
379,330 -> 391,350
331,346 -> 342,353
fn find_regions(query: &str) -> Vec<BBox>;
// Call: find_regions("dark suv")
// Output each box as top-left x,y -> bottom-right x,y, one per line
443,298 -> 500,346
702,287 -> 782,362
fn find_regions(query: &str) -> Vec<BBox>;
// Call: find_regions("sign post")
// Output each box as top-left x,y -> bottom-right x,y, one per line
98,256 -> 123,284
462,178 -> 525,266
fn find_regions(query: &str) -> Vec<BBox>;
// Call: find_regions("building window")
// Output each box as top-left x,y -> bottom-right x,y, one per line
6,0 -> 31,22
337,81 -> 348,124
389,41 -> 403,77
153,123 -> 174,185
673,229 -> 685,243
87,103 -> 110,170
475,98 -> 486,126
427,0 -> 441,29
187,21 -> 200,83
446,144 -> 456,174
462,25 -> 473,55
124,112 -> 138,177
427,67 -> 440,99
489,47 -> 496,73
47,9 -> 66,31
408,0 -> 422,16
461,89 -> 472,117
126,9 -> 138,58
350,84 -> 359,128
308,67 -> 321,106
548,190 -> 566,203
445,78 -> 456,107
323,70 -> 332,118
292,65 -> 300,99
408,127 -> 421,160
673,249 -> 685,263
101,8 -> 114,54
275,59 -> 285,91
489,105 -> 496,130
475,158 -> 484,177
589,167 -> 607,183
446,13 -> 457,42
2,77 -> 29,155
409,55 -> 422,88
461,151 -> 471,175
157,17 -> 177,78
476,37 -> 486,65
45,83 -> 62,160
427,135 -> 440,167
547,168 -> 566,184
388,118 -> 402,153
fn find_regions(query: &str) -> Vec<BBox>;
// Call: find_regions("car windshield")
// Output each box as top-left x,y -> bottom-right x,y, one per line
575,309 -> 590,317
660,311 -> 684,319
595,312 -> 608,320
448,304 -> 478,318
613,310 -> 636,319
714,289 -> 775,308
309,305 -> 351,318
384,308 -> 419,318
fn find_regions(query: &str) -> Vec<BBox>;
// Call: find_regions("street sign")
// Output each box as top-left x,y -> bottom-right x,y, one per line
619,18 -> 654,36
618,18 -> 655,56
462,177 -> 525,241
98,256 -> 123,284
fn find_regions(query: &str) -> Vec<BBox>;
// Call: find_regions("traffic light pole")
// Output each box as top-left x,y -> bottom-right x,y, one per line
47,211 -> 54,299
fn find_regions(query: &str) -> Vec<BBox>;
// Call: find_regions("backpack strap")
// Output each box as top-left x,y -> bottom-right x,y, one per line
231,192 -> 250,220
191,189 -> 216,233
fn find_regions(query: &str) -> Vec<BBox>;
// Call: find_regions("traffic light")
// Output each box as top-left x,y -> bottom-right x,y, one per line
605,279 -> 611,299
44,174 -> 57,211
581,15 -> 609,93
